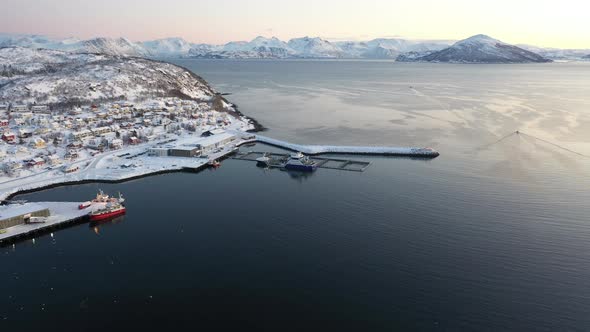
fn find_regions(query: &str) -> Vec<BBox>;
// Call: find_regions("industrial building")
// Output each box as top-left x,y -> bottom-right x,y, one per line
0,203 -> 50,230
168,145 -> 201,157
158,132 -> 237,158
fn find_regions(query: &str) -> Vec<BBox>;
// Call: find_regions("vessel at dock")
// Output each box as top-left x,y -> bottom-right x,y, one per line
87,191 -> 126,221
89,202 -> 126,221
284,152 -> 318,172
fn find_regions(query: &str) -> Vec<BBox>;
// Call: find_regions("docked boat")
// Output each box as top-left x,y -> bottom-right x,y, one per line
284,152 -> 317,172
89,203 -> 126,222
80,191 -> 125,209
256,154 -> 271,166
208,159 -> 221,167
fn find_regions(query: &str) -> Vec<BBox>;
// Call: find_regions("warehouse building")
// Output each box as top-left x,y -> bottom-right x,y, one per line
0,203 -> 50,229
168,145 -> 200,157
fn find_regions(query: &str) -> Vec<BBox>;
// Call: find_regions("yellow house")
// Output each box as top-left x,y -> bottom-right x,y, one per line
30,137 -> 46,149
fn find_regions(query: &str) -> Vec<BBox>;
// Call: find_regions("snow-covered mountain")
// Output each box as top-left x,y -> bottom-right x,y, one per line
141,37 -> 193,57
334,38 -> 449,59
518,44 -> 590,61
0,34 -> 148,57
287,37 -> 343,58
0,47 -> 215,106
188,36 -> 296,58
403,34 -> 551,63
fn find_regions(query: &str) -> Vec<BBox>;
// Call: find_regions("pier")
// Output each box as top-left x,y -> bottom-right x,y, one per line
0,201 -> 106,244
236,133 -> 440,158
233,151 -> 372,172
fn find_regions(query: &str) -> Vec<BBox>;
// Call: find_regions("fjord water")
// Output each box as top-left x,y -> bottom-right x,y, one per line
3,60 -> 590,331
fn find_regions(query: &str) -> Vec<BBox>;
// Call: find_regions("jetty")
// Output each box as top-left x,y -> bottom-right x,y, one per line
236,133 -> 440,158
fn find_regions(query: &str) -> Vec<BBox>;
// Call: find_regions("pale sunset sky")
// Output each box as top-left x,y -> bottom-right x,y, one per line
1,0 -> 588,48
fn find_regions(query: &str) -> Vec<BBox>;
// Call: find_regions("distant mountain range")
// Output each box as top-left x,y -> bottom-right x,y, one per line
1,33 -> 588,62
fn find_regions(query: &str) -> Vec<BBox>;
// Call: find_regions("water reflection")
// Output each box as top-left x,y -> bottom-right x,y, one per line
90,216 -> 126,235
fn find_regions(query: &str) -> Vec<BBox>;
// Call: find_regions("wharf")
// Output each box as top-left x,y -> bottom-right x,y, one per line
232,151 -> 372,172
0,201 -> 107,244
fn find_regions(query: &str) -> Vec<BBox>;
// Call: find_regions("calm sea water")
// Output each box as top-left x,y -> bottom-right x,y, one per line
2,60 -> 590,331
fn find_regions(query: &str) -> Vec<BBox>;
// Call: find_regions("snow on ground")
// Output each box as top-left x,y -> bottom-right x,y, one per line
0,201 -> 97,242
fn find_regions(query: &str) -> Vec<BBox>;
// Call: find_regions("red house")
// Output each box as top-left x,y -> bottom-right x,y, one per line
0,119 -> 9,127
2,132 -> 15,142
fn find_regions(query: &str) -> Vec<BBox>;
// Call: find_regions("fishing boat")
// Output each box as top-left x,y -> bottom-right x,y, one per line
284,152 -> 317,172
89,203 -> 126,221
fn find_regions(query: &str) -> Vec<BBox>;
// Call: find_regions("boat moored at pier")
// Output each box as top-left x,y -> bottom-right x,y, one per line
89,203 -> 126,221
284,152 -> 318,172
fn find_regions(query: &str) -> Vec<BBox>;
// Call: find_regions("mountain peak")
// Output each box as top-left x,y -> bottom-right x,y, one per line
456,34 -> 504,46
406,34 -> 551,63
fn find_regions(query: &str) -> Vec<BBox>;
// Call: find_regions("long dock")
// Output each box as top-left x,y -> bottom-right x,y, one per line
236,134 -> 440,158
0,201 -> 105,244
233,151 -> 372,172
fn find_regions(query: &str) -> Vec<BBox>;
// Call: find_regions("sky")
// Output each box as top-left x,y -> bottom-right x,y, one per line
0,0 -> 588,48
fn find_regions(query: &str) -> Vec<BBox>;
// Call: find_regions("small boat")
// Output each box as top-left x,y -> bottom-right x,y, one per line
208,160 -> 221,167
89,203 -> 126,221
284,152 -> 317,172
256,154 -> 270,166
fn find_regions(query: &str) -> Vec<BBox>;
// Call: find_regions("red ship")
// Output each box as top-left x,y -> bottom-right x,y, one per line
87,191 -> 126,221
89,203 -> 126,221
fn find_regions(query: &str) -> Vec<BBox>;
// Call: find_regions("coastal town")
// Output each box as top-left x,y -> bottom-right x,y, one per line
0,96 -> 257,242
0,97 -> 256,199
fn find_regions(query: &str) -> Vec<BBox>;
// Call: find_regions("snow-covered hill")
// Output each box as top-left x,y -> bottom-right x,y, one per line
80,37 -> 148,57
0,34 -> 149,57
0,47 -> 216,106
403,34 -> 551,63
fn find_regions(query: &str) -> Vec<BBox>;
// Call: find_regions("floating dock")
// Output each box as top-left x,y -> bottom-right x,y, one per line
236,134 -> 440,158
233,151 -> 372,172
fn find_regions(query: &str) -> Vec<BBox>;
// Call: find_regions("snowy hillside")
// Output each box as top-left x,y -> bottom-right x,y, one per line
81,37 -> 148,57
403,34 -> 551,63
0,47 -> 216,106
